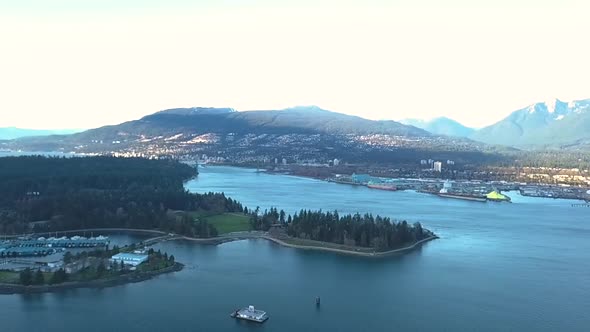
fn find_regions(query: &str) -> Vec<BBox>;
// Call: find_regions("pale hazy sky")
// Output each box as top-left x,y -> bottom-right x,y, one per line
1,0 -> 589,129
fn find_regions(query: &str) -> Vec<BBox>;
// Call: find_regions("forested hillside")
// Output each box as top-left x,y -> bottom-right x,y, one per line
0,156 -> 244,236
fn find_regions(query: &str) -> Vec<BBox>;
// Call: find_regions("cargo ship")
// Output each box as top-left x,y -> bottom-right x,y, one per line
230,305 -> 269,323
367,182 -> 397,191
437,193 -> 487,202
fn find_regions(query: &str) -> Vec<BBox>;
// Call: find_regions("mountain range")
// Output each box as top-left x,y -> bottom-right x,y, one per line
0,127 -> 82,140
3,106 -> 498,165
3,99 -> 590,160
402,98 -> 590,149
399,117 -> 475,138
470,98 -> 590,148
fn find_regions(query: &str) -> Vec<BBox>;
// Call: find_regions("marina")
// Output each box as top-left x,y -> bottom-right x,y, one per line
0,236 -> 109,256
6,236 -> 110,248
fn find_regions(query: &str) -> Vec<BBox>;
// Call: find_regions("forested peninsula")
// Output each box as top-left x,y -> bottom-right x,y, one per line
0,156 -> 435,256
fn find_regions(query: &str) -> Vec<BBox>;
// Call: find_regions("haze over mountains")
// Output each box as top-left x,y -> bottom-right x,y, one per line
0,127 -> 82,140
470,98 -> 590,148
3,106 -> 495,165
145,106 -> 429,136
2,98 -> 590,154
403,98 -> 590,149
400,117 -> 476,138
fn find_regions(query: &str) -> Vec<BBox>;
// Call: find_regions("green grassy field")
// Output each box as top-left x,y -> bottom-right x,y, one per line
205,213 -> 251,234
0,270 -> 56,284
0,270 -> 19,283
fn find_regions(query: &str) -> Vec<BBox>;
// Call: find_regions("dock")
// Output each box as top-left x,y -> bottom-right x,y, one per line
0,236 -> 110,257
12,236 -> 110,248
572,203 -> 590,207
230,305 -> 269,323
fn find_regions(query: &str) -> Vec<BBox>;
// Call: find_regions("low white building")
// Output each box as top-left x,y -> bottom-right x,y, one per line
110,253 -> 149,267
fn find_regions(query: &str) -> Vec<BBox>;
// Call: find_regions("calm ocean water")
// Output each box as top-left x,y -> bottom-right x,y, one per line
1,165 -> 589,331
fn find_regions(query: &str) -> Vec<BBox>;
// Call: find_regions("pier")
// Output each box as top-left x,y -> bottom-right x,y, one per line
0,236 -> 110,257
13,237 -> 109,248
571,203 -> 590,207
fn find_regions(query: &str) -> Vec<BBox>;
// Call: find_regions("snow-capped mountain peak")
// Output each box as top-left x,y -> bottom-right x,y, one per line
527,98 -> 568,116
471,97 -> 590,147
544,98 -> 559,113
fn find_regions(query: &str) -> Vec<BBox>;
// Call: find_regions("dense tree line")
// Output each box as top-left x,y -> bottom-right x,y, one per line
250,208 -> 433,251
509,150 -> 590,170
0,156 -> 243,237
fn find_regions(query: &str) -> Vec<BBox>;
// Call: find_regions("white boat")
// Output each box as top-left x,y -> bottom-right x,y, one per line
230,305 -> 269,323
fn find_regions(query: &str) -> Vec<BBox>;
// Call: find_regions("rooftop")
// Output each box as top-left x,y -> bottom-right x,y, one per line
111,253 -> 149,261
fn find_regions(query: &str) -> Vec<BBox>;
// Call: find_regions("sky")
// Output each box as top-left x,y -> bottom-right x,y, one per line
1,0 -> 589,129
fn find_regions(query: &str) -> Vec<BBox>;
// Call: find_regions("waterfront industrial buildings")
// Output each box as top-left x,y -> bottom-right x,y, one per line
110,253 -> 149,267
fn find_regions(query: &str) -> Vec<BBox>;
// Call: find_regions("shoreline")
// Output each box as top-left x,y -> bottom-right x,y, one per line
2,228 -> 439,258
176,231 -> 438,257
217,164 -> 590,202
0,262 -> 184,295
262,235 -> 438,257
0,230 -> 436,295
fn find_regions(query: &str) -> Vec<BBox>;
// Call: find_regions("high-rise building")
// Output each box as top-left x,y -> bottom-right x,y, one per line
434,161 -> 443,172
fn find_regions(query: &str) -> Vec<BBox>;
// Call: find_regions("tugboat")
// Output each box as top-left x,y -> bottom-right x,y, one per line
230,305 -> 269,323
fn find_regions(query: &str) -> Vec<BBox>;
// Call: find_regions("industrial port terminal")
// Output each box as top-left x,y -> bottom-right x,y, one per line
327,173 -> 590,202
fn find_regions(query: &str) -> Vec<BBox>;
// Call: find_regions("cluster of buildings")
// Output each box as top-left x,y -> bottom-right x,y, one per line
0,236 -> 110,272
420,159 -> 455,173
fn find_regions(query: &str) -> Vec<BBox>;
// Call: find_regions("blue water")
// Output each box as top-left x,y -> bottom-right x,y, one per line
1,165 -> 589,331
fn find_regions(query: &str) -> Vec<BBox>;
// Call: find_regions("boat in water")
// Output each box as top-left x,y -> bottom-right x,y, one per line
230,305 -> 269,323
437,181 -> 486,202
367,182 -> 397,191
437,193 -> 487,202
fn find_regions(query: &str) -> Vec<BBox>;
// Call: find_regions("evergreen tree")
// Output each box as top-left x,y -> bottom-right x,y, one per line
33,269 -> 45,285
49,268 -> 68,284
96,262 -> 106,277
19,268 -> 33,286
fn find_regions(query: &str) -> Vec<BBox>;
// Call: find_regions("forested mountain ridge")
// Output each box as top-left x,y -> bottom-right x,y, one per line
67,106 -> 431,138
3,106 -> 504,166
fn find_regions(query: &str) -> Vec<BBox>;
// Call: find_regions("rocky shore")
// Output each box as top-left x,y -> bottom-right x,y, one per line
0,262 -> 184,295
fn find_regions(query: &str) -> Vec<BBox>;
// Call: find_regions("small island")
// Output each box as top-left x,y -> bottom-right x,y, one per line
0,156 -> 437,293
248,208 -> 436,256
